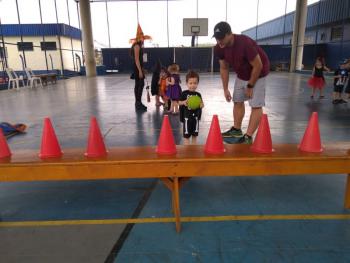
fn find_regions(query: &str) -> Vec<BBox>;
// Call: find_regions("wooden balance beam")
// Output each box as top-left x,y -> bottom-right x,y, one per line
1,143 -> 350,232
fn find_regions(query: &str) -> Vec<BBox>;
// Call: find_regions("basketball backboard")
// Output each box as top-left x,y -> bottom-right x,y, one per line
183,18 -> 208,36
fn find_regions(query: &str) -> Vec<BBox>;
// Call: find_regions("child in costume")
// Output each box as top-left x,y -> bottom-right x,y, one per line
151,60 -> 163,106
307,57 -> 330,99
166,63 -> 182,114
159,67 -> 169,110
179,70 -> 204,145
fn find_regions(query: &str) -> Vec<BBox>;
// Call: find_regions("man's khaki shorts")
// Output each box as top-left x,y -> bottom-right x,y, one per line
232,77 -> 266,107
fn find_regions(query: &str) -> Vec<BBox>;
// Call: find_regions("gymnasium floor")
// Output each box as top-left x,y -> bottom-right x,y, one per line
0,72 -> 350,263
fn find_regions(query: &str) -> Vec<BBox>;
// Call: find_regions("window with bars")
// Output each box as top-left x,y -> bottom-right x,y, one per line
17,42 -> 34,51
331,27 -> 343,41
40,42 -> 57,51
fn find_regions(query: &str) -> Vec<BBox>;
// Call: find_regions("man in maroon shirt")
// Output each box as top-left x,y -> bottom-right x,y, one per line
213,21 -> 270,144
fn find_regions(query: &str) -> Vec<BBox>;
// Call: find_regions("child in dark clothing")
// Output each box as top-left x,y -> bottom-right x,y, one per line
333,61 -> 349,104
344,59 -> 350,100
150,60 -> 163,106
159,68 -> 169,110
179,70 -> 204,145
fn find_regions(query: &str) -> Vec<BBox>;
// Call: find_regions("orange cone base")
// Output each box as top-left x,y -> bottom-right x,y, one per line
298,145 -> 323,153
39,152 -> 63,159
204,147 -> 226,155
156,147 -> 176,155
84,151 -> 108,158
251,146 -> 274,154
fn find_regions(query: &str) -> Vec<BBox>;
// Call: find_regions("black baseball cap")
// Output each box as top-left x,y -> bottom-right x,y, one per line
213,21 -> 232,40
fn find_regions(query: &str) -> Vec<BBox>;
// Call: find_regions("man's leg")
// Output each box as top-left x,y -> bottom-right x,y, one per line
240,76 -> 266,143
233,102 -> 245,129
246,107 -> 263,136
222,78 -> 245,138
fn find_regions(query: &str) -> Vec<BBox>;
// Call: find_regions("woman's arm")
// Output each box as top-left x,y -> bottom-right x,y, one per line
134,44 -> 144,79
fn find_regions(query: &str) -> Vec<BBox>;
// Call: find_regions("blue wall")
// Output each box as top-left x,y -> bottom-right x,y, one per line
243,0 -> 350,41
102,43 -> 349,73
1,24 -> 81,40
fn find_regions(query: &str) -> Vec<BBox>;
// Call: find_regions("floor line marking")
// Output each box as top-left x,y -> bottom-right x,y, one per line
2,214 -> 350,227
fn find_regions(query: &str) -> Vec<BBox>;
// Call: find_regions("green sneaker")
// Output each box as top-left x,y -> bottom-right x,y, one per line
237,134 -> 253,145
221,126 -> 243,138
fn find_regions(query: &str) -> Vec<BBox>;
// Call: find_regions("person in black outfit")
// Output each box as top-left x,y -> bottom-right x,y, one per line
344,59 -> 350,100
130,24 -> 151,111
179,71 -> 204,145
333,60 -> 349,104
150,59 -> 163,106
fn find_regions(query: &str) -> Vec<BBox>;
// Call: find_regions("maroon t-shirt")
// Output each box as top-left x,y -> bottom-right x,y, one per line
214,34 -> 270,81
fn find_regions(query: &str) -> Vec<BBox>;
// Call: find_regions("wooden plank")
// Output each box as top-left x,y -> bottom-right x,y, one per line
160,178 -> 173,191
173,177 -> 181,232
0,143 -> 350,182
345,174 -> 350,209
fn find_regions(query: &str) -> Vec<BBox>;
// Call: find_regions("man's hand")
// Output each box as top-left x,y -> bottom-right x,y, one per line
224,89 -> 232,102
245,87 -> 253,99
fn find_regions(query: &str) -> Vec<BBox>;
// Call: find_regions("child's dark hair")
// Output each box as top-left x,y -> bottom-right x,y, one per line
186,70 -> 199,83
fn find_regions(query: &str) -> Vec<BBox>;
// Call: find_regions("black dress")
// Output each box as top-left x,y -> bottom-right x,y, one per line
131,42 -> 145,105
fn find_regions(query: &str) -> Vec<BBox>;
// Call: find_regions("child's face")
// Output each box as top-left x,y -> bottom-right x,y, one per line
187,77 -> 198,92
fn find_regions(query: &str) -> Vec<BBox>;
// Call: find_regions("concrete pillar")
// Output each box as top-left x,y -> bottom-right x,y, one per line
290,0 -> 307,72
79,0 -> 96,77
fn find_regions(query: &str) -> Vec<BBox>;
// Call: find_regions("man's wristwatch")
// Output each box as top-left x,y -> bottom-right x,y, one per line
247,83 -> 254,89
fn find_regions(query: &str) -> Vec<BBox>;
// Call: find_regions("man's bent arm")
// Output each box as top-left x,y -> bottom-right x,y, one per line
219,59 -> 230,90
248,54 -> 263,86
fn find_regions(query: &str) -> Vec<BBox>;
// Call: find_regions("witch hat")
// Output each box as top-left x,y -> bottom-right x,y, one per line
129,23 -> 152,43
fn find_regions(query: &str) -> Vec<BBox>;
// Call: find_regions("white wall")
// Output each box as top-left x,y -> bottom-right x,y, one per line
3,36 -> 82,72
58,37 -> 83,71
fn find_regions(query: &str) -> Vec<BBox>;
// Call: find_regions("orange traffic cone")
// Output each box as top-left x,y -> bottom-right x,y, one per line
299,112 -> 323,153
39,118 -> 63,159
85,116 -> 107,157
0,128 -> 11,159
251,114 -> 274,153
156,115 -> 176,154
204,115 -> 225,154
